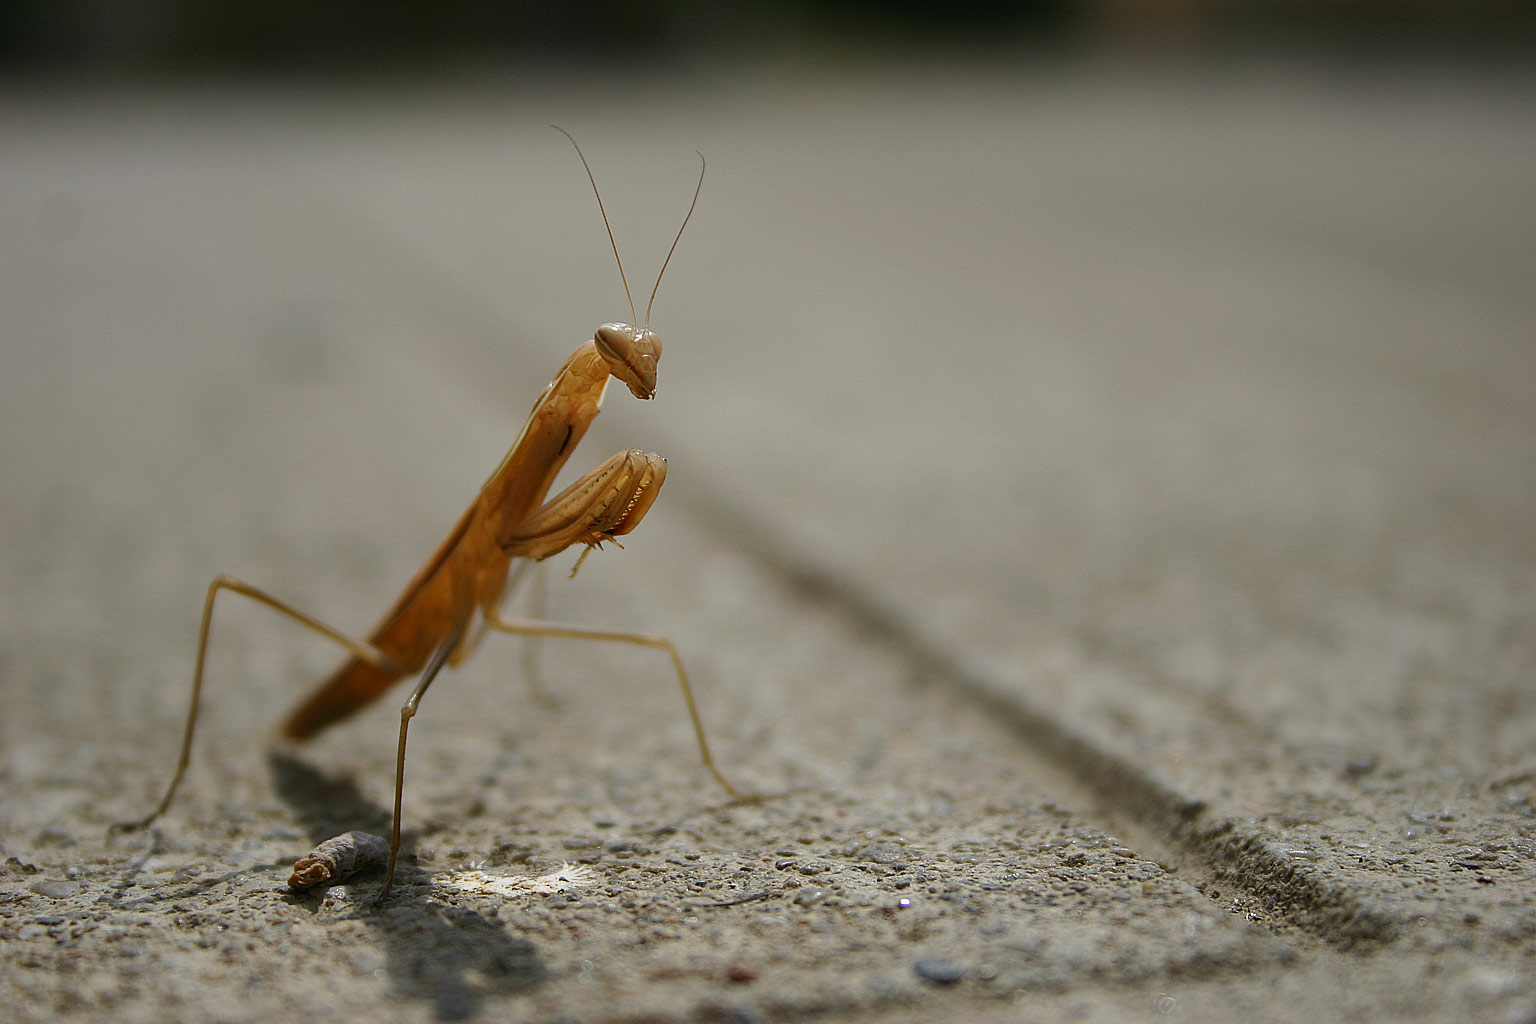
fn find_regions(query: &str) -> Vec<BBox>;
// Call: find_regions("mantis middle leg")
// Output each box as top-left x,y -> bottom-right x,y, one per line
482,603 -> 745,802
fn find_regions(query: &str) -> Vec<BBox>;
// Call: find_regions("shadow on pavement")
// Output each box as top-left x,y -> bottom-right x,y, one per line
270,751 -> 546,1022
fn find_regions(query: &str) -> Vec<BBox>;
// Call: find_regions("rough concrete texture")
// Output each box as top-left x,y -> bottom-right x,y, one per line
2,68 -> 1534,1023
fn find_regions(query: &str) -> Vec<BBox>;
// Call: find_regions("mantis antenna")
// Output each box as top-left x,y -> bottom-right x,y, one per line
552,124 -> 637,328
550,125 -> 704,330
645,152 -> 705,329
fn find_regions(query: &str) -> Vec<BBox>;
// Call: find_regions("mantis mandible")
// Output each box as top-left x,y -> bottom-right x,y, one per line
118,127 -> 745,897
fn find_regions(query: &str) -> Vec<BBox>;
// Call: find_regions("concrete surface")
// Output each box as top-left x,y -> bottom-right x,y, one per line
1,66 -> 1534,1023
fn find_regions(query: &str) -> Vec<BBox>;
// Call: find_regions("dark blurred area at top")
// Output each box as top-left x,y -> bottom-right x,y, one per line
2,0 -> 1532,79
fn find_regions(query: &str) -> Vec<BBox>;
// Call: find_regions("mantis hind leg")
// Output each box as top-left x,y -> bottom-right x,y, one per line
382,623 -> 464,899
480,606 -> 747,802
113,574 -> 396,832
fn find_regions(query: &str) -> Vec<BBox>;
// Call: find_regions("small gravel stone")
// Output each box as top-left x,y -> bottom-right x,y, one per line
913,957 -> 964,985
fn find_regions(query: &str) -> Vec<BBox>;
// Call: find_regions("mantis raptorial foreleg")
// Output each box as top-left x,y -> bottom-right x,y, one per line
378,449 -> 735,894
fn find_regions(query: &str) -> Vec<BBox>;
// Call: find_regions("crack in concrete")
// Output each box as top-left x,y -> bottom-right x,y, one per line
678,481 -> 1398,949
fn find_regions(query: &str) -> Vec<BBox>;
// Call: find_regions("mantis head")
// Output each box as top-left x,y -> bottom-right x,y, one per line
553,125 -> 702,404
595,323 -> 661,400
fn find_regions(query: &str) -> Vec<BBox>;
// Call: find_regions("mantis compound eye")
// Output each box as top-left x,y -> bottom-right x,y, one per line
595,322 -> 637,358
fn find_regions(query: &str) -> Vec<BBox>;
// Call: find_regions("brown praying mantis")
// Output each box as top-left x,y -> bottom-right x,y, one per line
117,128 -> 745,897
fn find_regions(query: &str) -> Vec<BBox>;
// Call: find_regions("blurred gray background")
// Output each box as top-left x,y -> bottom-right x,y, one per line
2,4 -> 1534,1024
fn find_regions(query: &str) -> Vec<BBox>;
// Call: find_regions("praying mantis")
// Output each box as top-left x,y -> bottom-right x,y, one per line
117,128 -> 745,896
